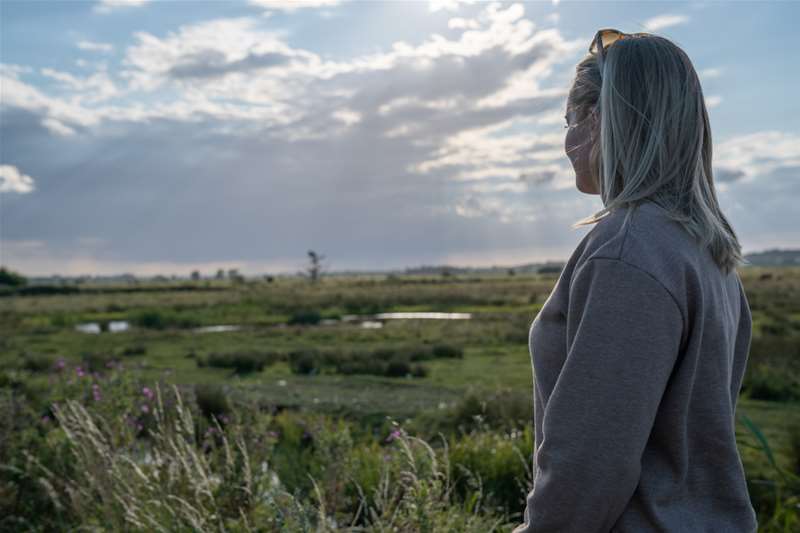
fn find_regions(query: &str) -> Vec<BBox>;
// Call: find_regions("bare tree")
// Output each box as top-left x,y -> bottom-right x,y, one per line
301,249 -> 327,283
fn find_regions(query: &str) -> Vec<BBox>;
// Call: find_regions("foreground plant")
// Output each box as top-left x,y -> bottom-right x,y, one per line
23,384 -> 311,532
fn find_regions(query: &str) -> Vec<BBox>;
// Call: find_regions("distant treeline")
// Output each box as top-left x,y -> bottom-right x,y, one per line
0,284 -> 229,297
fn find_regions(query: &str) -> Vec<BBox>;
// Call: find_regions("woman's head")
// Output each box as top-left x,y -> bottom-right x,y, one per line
566,32 -> 744,274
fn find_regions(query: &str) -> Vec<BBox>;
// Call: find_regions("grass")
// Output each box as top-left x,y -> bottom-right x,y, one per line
1,268 -> 799,530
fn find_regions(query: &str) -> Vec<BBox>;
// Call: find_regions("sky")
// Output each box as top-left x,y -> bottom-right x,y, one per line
1,0 -> 798,277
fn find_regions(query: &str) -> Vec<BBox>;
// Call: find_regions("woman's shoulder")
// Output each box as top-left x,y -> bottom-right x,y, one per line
570,201 -> 706,301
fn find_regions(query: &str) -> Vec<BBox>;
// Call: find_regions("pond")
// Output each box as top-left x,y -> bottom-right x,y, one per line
75,321 -> 130,334
74,312 -> 473,334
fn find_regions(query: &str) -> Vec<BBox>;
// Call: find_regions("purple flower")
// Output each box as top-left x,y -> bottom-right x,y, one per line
142,387 -> 154,401
92,383 -> 102,402
41,415 -> 51,423
54,358 -> 66,371
75,366 -> 85,378
141,404 -> 150,413
385,429 -> 403,443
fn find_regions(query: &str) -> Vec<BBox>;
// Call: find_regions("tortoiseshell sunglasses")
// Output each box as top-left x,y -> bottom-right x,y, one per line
589,28 -> 651,78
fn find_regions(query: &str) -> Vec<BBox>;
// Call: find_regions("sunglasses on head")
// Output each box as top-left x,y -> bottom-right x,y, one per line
589,28 -> 651,79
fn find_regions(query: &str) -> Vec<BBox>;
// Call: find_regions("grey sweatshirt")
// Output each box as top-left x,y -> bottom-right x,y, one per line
512,200 -> 758,532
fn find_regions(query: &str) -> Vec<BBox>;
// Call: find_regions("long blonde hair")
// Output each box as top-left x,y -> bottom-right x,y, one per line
568,34 -> 745,275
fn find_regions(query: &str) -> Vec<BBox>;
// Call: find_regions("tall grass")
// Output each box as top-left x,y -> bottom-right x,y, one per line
12,378 -> 507,531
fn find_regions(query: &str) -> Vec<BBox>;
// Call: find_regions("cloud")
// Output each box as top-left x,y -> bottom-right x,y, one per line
0,165 -> 36,193
166,50 -> 293,80
642,14 -> 690,31
448,17 -> 480,30
0,3 -> 623,274
248,0 -> 342,11
94,0 -> 151,14
77,40 -> 114,53
705,95 -> 722,108
714,131 -> 800,184
429,0 -> 479,12
698,66 -> 723,80
40,68 -> 120,103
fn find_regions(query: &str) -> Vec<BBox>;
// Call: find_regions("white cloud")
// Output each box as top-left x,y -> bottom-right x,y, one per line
714,131 -> 800,183
448,17 -> 480,30
1,1 -> 592,269
94,0 -> 151,14
642,14 -> 690,32
0,165 -> 36,194
248,0 -> 342,11
40,67 -> 120,103
705,95 -> 722,108
331,108 -> 361,126
698,67 -> 723,79
77,40 -> 114,53
429,0 -> 479,12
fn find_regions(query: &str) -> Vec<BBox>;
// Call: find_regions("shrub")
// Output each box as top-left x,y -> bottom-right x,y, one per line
131,309 -> 200,330
742,365 -> 800,402
133,310 -> 167,329
20,352 -> 54,373
80,351 -> 115,373
204,350 -> 277,374
386,358 -> 411,378
408,345 -> 434,361
194,383 -> 231,421
288,309 -> 322,326
121,344 -> 147,357
411,363 -> 428,378
0,266 -> 27,287
288,348 -> 320,375
432,343 -> 463,359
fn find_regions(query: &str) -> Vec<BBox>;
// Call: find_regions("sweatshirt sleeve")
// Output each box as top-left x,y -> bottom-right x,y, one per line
513,257 -> 684,533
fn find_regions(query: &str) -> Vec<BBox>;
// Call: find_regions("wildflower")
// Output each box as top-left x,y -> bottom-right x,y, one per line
75,366 -> 85,378
385,429 -> 403,443
142,386 -> 154,401
92,383 -> 102,402
141,404 -> 150,413
54,358 -> 66,371
41,415 -> 51,424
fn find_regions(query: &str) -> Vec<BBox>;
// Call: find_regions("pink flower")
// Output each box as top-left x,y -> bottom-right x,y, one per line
385,429 -> 403,443
54,358 -> 66,371
75,366 -> 85,378
92,383 -> 102,402
141,404 -> 150,413
142,387 -> 154,401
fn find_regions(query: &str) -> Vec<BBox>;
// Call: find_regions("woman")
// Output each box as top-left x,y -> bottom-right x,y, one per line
512,30 -> 758,532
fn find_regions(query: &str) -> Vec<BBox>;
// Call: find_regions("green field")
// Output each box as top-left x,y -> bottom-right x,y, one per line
1,268 -> 799,531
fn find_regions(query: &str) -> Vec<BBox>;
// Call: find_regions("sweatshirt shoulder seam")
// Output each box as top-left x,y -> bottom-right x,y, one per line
580,256 -> 686,336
